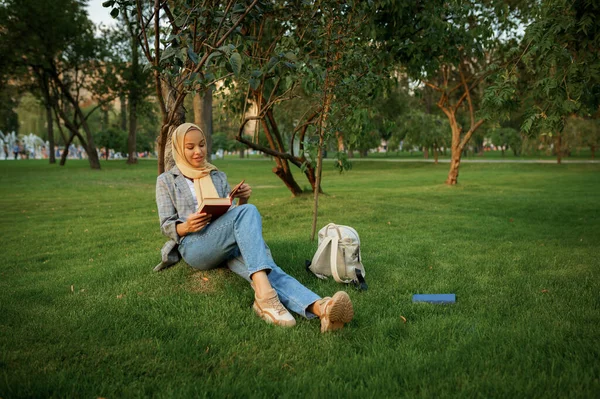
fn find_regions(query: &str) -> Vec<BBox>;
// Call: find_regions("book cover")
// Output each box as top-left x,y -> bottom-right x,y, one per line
412,294 -> 456,304
198,180 -> 245,219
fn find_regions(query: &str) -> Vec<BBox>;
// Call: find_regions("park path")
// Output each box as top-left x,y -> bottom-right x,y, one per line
345,158 -> 600,164
242,157 -> 599,164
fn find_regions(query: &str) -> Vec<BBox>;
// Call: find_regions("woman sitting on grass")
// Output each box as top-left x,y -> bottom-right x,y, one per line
155,123 -> 353,332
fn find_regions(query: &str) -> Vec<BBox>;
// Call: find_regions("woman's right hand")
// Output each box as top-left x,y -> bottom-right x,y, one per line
179,212 -> 212,236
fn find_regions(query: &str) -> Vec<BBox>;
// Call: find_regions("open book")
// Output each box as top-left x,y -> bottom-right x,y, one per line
198,180 -> 245,219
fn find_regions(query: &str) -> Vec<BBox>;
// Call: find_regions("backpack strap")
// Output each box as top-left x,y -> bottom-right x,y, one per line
330,236 -> 352,283
330,236 -> 342,283
354,268 -> 368,291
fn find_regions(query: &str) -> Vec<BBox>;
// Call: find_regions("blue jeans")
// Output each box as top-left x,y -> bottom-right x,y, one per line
179,204 -> 320,319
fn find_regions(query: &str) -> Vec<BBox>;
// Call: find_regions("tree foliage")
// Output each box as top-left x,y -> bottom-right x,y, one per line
484,0 -> 600,136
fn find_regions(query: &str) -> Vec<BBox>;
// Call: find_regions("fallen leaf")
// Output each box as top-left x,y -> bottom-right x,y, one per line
202,277 -> 209,282
387,221 -> 391,225
542,289 -> 549,293
70,285 -> 74,293
400,316 -> 407,323
509,218 -> 514,223
84,229 -> 89,233
117,294 -> 124,299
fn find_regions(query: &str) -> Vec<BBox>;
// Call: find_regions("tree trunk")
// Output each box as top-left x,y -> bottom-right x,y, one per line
424,147 -> 429,159
260,118 -> 303,196
158,81 -> 186,174
335,131 -> 345,151
127,28 -> 140,165
434,147 -> 439,164
101,107 -> 109,131
555,133 -> 562,164
446,116 -> 462,185
120,94 -> 127,132
79,117 -> 101,169
40,73 -> 56,164
193,88 -> 213,160
311,81 -> 333,240
59,133 -> 75,166
46,103 -> 55,164
127,98 -> 138,164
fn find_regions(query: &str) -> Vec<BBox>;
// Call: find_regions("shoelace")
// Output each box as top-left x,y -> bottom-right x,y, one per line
266,296 -> 287,315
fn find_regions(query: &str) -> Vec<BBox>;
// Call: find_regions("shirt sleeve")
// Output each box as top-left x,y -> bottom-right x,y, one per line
156,174 -> 186,243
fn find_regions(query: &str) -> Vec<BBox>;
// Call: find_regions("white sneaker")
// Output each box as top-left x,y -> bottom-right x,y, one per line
253,289 -> 296,327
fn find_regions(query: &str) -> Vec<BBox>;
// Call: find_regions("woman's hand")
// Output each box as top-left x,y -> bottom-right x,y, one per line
233,183 -> 252,205
178,212 -> 212,236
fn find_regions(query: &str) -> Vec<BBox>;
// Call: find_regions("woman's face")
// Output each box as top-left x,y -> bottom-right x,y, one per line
183,129 -> 207,168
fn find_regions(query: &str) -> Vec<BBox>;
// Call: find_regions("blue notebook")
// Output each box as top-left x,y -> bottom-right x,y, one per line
412,294 -> 456,304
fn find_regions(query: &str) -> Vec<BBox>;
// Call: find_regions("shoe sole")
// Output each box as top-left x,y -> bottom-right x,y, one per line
321,292 -> 354,332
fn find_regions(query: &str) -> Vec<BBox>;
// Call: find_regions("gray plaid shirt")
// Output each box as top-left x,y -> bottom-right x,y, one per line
155,166 -> 231,271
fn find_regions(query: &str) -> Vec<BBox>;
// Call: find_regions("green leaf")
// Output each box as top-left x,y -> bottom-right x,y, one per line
206,51 -> 222,65
284,52 -> 298,63
110,8 -> 119,18
102,1 -> 115,8
229,52 -> 242,77
160,46 -> 178,62
187,47 -> 198,64
249,76 -> 261,90
266,56 -> 279,73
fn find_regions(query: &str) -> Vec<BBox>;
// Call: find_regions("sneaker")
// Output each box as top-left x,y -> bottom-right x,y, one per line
253,289 -> 296,327
318,291 -> 354,333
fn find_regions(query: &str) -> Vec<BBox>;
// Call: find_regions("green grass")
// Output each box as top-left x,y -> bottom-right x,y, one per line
1,159 -> 599,398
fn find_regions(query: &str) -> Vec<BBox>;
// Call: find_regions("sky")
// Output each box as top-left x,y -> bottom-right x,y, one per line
86,0 -> 116,27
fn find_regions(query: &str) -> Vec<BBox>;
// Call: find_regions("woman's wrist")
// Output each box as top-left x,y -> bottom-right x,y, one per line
177,221 -> 188,237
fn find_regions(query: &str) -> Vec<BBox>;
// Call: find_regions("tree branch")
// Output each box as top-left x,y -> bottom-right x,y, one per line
460,119 -> 485,149
214,0 -> 259,48
235,117 -> 303,168
135,0 -> 153,63
459,64 -> 476,128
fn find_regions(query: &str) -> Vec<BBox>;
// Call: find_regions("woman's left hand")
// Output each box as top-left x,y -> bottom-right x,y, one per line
233,183 -> 252,201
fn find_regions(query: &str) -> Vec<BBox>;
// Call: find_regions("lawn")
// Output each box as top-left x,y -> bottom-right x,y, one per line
1,159 -> 598,398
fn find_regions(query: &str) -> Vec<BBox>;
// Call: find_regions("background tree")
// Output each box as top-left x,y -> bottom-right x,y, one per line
489,126 -> 522,156
0,0 -> 113,168
484,0 -> 600,164
375,0 -> 527,184
401,110 -> 449,163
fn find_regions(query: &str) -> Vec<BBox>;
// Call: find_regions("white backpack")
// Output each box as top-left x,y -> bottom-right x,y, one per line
309,223 -> 367,290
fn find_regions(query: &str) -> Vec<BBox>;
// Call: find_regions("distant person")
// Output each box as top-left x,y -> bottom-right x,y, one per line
12,142 -> 19,160
155,123 -> 354,332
